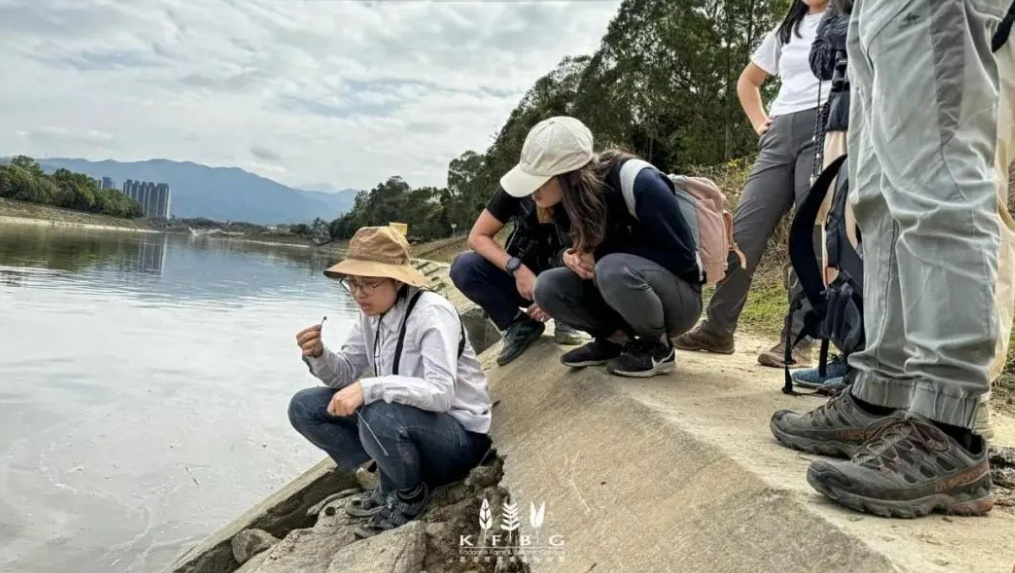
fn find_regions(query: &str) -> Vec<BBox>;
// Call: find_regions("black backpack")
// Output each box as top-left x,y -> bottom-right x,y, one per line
782,154 -> 864,395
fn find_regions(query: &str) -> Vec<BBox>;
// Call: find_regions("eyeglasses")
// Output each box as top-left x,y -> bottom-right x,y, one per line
340,278 -> 387,295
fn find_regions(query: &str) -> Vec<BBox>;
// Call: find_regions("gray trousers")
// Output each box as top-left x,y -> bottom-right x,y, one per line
702,107 -> 819,341
846,0 -> 1007,429
533,253 -> 702,341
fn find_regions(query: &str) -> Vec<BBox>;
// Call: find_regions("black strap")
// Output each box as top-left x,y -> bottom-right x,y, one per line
392,290 -> 466,376
790,154 -> 848,310
993,0 -> 1015,51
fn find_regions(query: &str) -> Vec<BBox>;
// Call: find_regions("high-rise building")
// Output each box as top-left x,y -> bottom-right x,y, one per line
101,177 -> 115,190
121,179 -> 172,219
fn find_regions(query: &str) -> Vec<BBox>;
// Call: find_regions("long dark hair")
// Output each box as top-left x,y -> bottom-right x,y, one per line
830,0 -> 852,14
557,149 -> 639,253
778,0 -> 811,44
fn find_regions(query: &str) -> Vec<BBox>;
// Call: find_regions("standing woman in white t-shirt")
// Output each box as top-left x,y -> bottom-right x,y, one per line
675,0 -> 830,367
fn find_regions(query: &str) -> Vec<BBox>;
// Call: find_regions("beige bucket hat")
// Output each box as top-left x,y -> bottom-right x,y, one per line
323,226 -> 428,288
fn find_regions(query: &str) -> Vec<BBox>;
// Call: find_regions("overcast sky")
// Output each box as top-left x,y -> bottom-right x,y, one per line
0,0 -> 621,191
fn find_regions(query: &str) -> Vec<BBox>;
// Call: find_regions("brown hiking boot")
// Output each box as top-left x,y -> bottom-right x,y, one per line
757,340 -> 814,369
673,325 -> 735,355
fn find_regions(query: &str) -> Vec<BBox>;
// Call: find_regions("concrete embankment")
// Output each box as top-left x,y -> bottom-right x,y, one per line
163,259 -> 1015,573
0,199 -> 156,233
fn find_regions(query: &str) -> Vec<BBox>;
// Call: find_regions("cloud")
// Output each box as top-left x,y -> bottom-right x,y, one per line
0,0 -> 621,191
250,144 -> 281,163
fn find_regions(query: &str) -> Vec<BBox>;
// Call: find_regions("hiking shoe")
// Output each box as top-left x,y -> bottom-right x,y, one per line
561,338 -> 623,368
673,325 -> 735,355
553,321 -> 584,346
758,340 -> 814,369
345,486 -> 389,518
496,317 -> 545,366
792,355 -> 849,389
807,413 -> 994,518
770,391 -> 889,458
353,484 -> 430,538
607,337 -> 676,378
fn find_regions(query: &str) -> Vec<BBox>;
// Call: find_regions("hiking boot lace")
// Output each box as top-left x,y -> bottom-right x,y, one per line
852,416 -> 949,472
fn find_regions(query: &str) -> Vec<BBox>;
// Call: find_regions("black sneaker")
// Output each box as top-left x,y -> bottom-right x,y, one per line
606,337 -> 676,378
345,486 -> 388,518
807,413 -> 994,518
770,391 -> 889,458
560,338 -> 623,368
353,483 -> 431,539
497,317 -> 546,366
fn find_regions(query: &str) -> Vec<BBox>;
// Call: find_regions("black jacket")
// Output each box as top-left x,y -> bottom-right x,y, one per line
810,11 -> 850,133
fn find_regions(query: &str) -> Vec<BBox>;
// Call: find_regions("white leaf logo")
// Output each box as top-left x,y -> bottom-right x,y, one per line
500,498 -> 520,532
529,502 -> 545,529
479,498 -> 493,531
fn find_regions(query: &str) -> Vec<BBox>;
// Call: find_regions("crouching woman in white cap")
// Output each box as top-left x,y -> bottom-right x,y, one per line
288,226 -> 493,538
508,116 -> 704,378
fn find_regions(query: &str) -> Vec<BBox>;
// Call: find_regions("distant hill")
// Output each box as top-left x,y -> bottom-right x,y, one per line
31,157 -> 358,225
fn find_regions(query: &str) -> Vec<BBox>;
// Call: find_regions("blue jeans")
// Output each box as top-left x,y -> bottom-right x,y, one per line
450,252 -> 528,330
288,387 -> 491,493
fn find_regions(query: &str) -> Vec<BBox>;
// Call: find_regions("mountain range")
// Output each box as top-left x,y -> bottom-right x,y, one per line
34,157 -> 359,225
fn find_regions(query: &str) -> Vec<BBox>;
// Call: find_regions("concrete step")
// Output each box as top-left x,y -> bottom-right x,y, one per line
482,335 -> 1015,573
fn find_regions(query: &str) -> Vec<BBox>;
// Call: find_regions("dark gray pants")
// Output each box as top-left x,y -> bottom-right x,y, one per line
701,107 -> 819,341
533,253 -> 702,340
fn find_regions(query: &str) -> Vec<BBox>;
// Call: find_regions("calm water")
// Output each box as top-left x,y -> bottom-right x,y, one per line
0,224 -> 361,573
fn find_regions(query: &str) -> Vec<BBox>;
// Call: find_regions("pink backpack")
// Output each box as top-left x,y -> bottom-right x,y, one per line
619,159 -> 746,285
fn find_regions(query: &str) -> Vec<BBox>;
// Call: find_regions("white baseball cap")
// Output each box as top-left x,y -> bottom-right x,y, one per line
499,116 -> 595,198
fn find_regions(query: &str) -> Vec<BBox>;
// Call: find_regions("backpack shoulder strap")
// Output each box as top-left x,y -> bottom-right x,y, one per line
392,289 -> 425,375
393,290 -> 466,375
618,159 -> 655,220
789,154 -> 848,310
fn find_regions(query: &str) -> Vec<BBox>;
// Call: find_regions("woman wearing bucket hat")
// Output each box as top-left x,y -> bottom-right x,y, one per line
288,226 -> 493,538
508,116 -> 703,378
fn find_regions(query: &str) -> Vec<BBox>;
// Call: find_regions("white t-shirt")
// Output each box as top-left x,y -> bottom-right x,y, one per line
751,12 -> 831,117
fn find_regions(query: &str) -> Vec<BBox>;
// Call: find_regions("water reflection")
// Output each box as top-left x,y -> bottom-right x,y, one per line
0,224 -> 359,573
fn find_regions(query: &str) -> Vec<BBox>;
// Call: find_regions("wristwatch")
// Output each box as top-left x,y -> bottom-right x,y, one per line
505,257 -> 522,276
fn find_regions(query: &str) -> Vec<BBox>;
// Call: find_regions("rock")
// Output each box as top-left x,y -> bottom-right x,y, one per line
160,459 -> 357,573
314,495 -> 361,533
307,487 -> 362,517
464,465 -> 499,489
326,521 -> 426,573
232,529 -> 280,564
356,466 -> 380,491
235,551 -> 269,573
250,527 -> 356,573
425,522 -> 447,538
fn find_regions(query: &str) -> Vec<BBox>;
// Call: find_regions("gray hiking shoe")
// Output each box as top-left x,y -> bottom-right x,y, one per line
497,317 -> 545,366
353,484 -> 430,538
553,321 -> 583,346
770,391 -> 889,459
673,325 -> 735,355
807,413 -> 994,518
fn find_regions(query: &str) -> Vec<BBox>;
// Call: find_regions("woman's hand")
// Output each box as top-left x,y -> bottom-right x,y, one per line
755,117 -> 773,136
328,382 -> 364,417
296,324 -> 324,358
514,265 -> 537,301
526,304 -> 550,322
563,249 -> 595,280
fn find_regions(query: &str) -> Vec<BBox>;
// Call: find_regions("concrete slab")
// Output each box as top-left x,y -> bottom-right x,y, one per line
485,335 -> 1015,573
